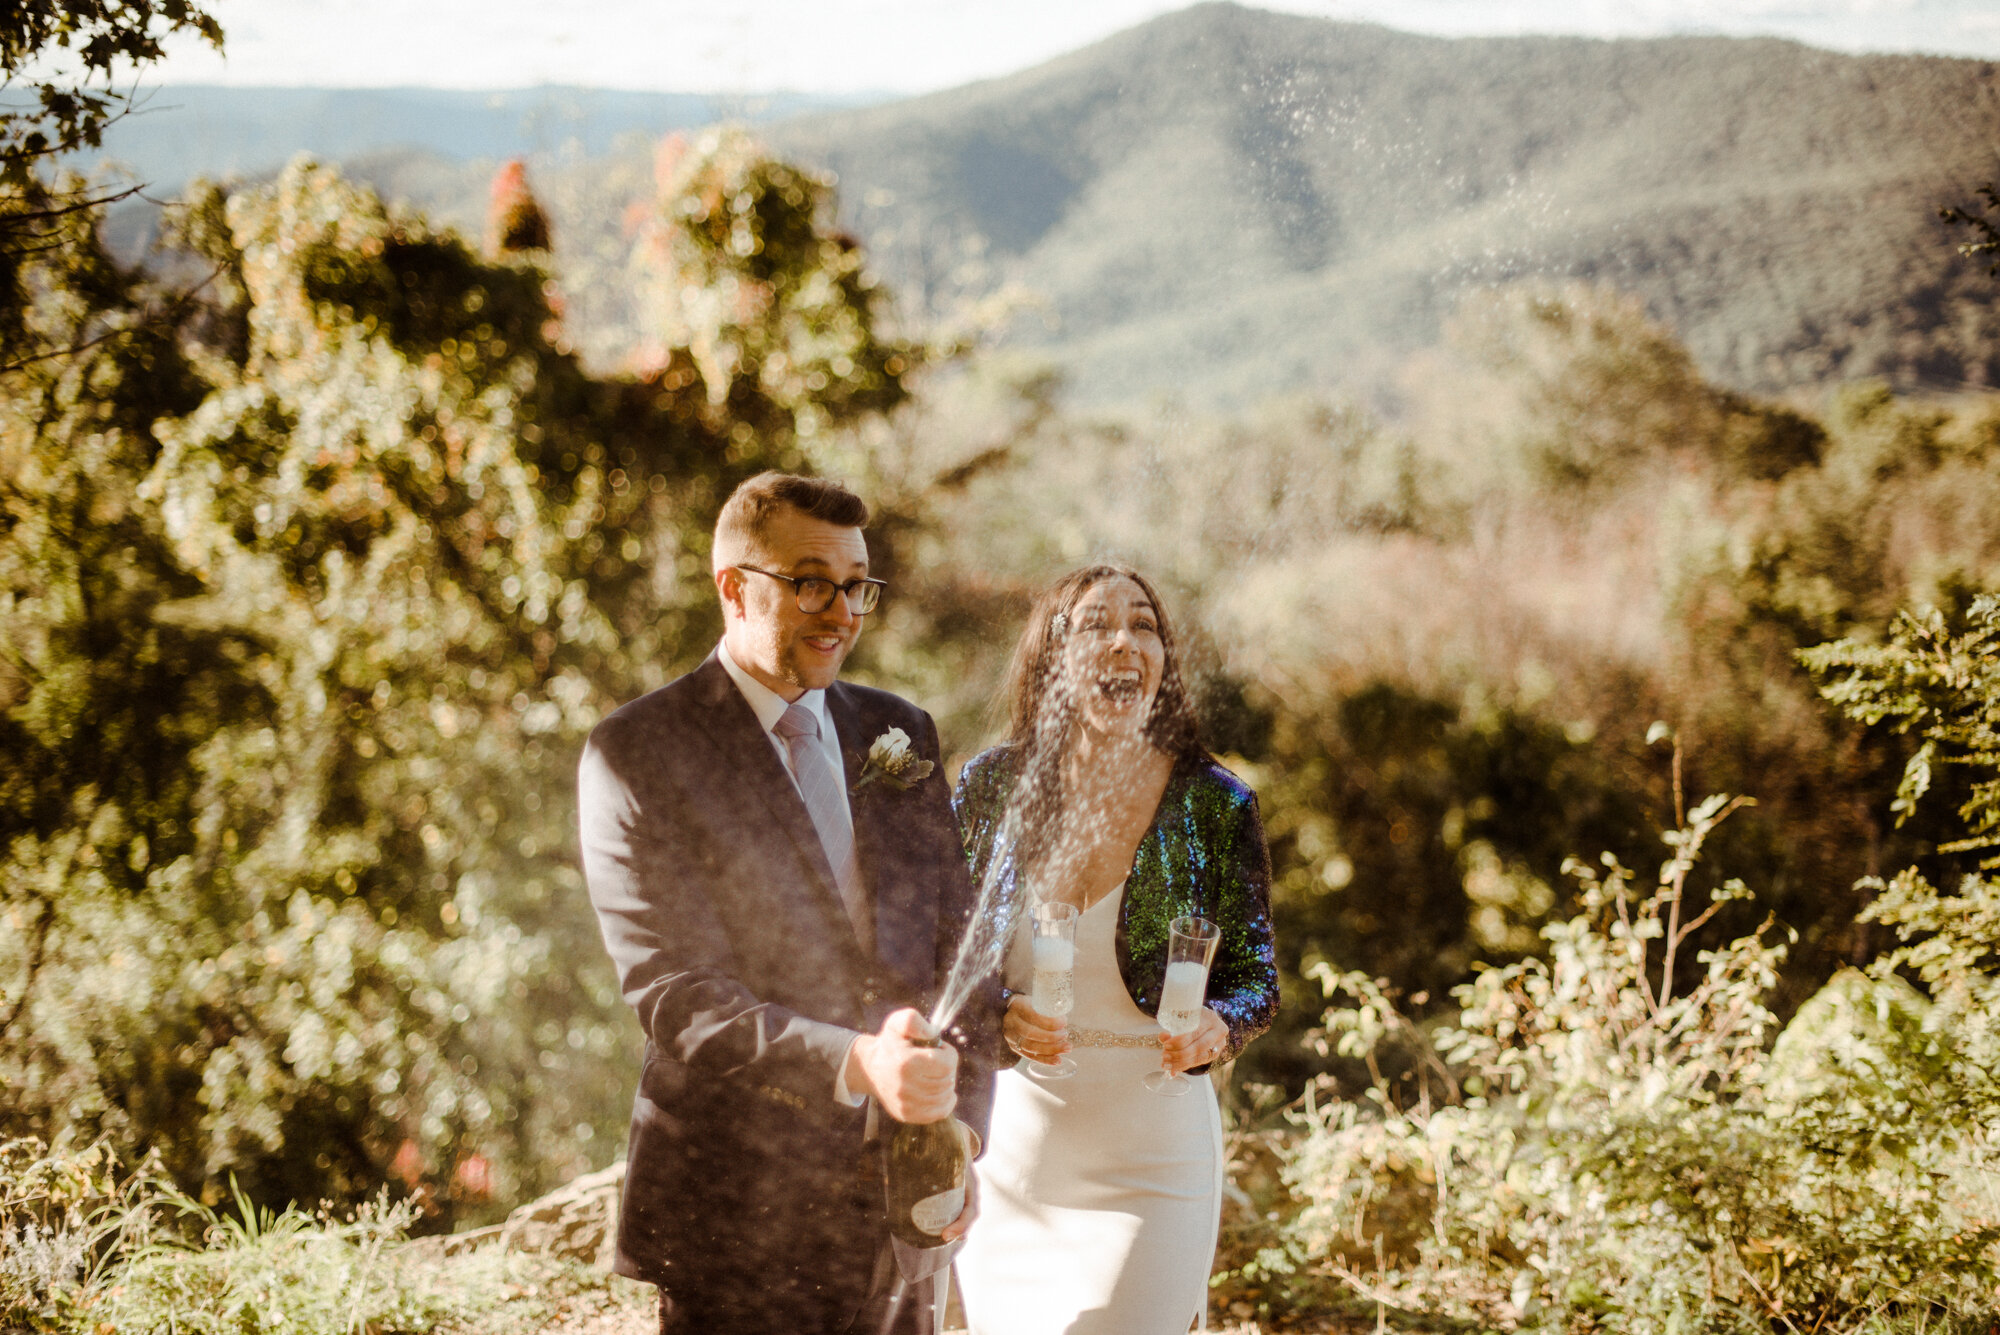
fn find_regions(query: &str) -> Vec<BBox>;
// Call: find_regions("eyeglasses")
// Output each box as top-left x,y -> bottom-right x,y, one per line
735,565 -> 886,615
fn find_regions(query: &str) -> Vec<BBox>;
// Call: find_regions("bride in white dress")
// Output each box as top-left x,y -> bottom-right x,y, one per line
952,566 -> 1279,1334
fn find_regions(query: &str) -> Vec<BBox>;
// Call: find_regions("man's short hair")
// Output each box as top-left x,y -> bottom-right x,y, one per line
711,472 -> 870,570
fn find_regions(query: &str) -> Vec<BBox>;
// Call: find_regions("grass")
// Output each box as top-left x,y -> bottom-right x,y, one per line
60,1225 -> 655,1335
0,1129 -> 1429,1335
1,1138 -> 654,1335
0,1132 -> 1422,1335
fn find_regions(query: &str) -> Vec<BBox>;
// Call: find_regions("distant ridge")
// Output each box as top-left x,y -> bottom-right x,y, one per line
85,85 -> 883,192
83,5 -> 2000,407
752,2 -> 2000,404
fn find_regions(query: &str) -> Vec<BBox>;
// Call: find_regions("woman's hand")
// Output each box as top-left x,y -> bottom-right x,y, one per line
940,1160 -> 979,1243
1159,1006 -> 1228,1076
1004,993 -> 1070,1064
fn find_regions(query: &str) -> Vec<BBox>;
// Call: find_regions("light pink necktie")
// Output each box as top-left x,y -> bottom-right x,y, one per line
773,703 -> 870,951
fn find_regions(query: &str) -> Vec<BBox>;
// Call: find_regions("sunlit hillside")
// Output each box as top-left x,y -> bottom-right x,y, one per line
344,3 -> 2000,408
766,3 -> 2000,406
95,5 -> 2000,410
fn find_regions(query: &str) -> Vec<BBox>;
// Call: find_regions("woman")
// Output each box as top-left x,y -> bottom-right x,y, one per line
954,565 -> 1278,1334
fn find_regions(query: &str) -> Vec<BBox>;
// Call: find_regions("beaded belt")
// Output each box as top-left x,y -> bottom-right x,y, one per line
1066,1026 -> 1162,1050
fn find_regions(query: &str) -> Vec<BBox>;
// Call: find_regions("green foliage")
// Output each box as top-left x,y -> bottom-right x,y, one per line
1,1138 -> 172,1331
97,1189 -> 466,1335
1,136 -> 917,1219
1940,184 -> 2000,278
1275,790 -> 2000,1331
1802,596 -> 2000,860
1,1135 -> 638,1335
633,125 -> 920,446
872,285 -> 2000,1106
6,159 -> 622,1217
1741,385 -> 2000,648
1,1 -> 223,187
1802,600 -> 2000,1232
1,0 -> 224,375
1239,604 -> 2000,1330
1245,686 -> 1652,1093
1431,284 -> 1823,493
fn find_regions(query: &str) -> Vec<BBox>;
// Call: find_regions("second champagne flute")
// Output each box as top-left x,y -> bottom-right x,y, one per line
1144,915 -> 1220,1096
1021,901 -> 1078,1080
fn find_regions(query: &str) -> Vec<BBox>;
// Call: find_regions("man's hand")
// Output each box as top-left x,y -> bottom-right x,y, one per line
846,1008 -> 958,1123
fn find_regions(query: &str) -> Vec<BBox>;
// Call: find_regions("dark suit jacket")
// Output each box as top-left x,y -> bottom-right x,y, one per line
577,652 -> 990,1327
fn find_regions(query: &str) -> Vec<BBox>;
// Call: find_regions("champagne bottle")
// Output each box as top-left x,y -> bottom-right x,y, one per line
883,1025 -> 970,1249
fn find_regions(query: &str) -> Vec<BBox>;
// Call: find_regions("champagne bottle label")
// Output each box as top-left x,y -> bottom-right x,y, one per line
910,1186 -> 964,1236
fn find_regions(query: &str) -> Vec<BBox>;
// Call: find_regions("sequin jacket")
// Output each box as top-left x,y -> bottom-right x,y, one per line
953,743 -> 1279,1070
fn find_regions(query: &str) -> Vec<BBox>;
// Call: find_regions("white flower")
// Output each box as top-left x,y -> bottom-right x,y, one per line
856,726 -> 933,792
870,727 -> 914,767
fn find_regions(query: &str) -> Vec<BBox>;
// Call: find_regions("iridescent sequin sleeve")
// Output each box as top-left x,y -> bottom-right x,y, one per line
1113,759 -> 1279,1071
952,745 -> 1023,1066
952,744 -> 1020,887
1199,778 -> 1279,1066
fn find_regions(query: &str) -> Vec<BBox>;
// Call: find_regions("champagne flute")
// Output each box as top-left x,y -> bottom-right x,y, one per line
1144,915 -> 1220,1096
1020,901 -> 1079,1080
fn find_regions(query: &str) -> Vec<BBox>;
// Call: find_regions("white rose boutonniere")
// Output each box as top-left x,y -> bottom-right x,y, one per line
855,726 -> 935,793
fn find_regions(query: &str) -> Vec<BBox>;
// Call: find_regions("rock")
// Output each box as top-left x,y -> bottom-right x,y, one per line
427,1222 -> 501,1258
497,1160 -> 626,1269
1764,967 -> 1944,1111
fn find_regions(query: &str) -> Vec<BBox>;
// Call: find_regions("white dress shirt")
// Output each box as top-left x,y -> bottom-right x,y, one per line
716,638 -> 856,834
715,638 -> 868,1106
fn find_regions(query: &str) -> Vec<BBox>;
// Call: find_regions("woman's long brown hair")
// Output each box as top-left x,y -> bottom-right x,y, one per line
998,565 -> 1207,884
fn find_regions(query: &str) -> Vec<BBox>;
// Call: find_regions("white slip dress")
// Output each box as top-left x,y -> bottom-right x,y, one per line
958,881 -> 1223,1334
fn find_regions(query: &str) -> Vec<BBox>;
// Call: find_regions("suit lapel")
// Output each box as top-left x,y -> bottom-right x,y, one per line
828,686 -> 868,797
829,684 -> 933,994
686,655 -> 868,965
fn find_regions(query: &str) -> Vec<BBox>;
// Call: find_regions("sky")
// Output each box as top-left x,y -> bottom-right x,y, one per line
143,0 -> 2000,93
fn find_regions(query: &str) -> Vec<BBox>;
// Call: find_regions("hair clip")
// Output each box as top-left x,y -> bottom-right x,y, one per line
1051,612 -> 1068,635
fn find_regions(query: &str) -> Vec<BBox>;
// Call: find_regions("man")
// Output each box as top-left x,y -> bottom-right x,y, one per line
577,472 -> 989,1332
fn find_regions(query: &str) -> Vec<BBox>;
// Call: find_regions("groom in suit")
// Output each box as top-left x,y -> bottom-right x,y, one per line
578,472 -> 988,1333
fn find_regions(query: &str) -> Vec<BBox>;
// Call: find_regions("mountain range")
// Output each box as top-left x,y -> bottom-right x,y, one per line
92,4 -> 2000,409
759,3 -> 2000,405
89,86 -> 876,190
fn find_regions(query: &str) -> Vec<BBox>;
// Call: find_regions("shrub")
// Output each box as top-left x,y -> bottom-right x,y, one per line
1276,742 -> 2000,1330
0,1135 -> 632,1335
1,1137 -> 169,1332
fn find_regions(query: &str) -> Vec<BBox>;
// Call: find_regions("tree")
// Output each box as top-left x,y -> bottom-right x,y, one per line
1,132 -> 925,1217
631,126 -> 919,449
1248,604 -> 2000,1328
0,157 -> 226,1069
1,0 -> 222,187
1420,283 -> 1822,494
1940,184 -> 2000,277
1,0 -> 224,369
1802,597 -> 2000,868
486,160 -> 550,257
